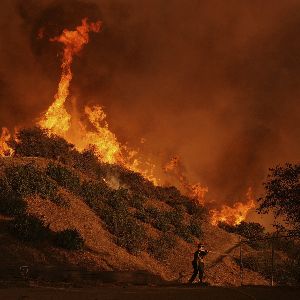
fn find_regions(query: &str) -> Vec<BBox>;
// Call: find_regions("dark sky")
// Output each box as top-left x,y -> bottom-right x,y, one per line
0,0 -> 299,206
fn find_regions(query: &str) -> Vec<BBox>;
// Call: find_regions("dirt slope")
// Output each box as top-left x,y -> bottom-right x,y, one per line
0,157 -> 269,286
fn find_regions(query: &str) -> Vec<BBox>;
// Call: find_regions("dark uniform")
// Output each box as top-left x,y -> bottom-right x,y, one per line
189,247 -> 208,283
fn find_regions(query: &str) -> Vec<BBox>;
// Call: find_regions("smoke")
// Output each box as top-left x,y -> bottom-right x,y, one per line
0,0 -> 299,210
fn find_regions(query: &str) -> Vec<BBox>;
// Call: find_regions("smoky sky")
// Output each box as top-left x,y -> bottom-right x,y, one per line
0,0 -> 299,205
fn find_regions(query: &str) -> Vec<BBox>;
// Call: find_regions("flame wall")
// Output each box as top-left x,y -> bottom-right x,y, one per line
0,1 -> 299,226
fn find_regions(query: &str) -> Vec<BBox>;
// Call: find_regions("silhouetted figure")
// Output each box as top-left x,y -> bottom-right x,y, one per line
189,243 -> 208,284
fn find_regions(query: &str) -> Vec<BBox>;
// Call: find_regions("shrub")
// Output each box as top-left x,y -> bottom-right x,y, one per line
9,214 -> 50,242
154,186 -> 182,204
127,194 -> 145,210
152,212 -> 172,232
175,224 -> 194,243
9,127 -> 76,163
79,182 -> 124,231
51,193 -> 70,208
0,178 -> 27,216
218,222 -> 236,233
54,229 -> 84,250
115,218 -> 146,254
99,205 -> 146,254
73,148 -> 107,178
145,206 -> 159,219
235,221 -> 266,240
188,223 -> 203,239
188,213 -> 204,238
219,221 -> 267,249
106,188 -> 131,210
80,180 -> 110,207
135,206 -> 172,231
46,162 -> 81,193
0,164 -> 68,214
185,201 -> 206,216
5,164 -> 58,201
135,208 -> 152,223
148,233 -> 176,260
165,209 -> 184,227
218,221 -> 266,239
117,168 -> 156,198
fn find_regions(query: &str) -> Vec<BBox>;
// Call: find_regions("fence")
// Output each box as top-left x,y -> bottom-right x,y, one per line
0,236 -> 299,287
239,234 -> 300,286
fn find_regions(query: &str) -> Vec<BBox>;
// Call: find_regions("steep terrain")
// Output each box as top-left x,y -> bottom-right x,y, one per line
0,134 -> 269,286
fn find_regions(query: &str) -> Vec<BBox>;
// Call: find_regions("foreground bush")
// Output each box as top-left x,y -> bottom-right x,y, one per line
0,164 -> 69,215
148,233 -> 176,260
188,221 -> 203,239
10,215 -> 50,242
100,205 -> 146,254
54,229 -> 84,250
175,224 -> 194,243
9,127 -> 76,163
46,162 -> 81,193
5,164 -> 58,201
117,168 -> 156,198
0,179 -> 27,216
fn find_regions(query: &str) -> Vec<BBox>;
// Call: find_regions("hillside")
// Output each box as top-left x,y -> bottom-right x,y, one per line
0,128 -> 269,286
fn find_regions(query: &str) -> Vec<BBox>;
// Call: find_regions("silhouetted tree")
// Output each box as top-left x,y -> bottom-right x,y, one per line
257,163 -> 300,234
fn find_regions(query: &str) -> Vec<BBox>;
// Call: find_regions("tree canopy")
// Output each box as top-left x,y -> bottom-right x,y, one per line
257,163 -> 300,234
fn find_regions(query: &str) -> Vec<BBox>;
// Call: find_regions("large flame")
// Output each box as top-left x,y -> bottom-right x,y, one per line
0,127 -> 14,157
210,188 -> 256,226
39,18 -> 101,135
38,18 -> 158,182
1,19 -> 256,225
164,156 -> 255,225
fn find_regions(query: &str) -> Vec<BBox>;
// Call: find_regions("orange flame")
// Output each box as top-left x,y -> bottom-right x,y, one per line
35,18 -> 256,220
210,188 -> 256,226
0,127 -> 14,157
164,156 -> 208,204
39,18 -> 101,135
38,18 -> 158,183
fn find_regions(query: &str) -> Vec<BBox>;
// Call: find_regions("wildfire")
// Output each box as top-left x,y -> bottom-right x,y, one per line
38,18 -> 102,135
210,188 -> 256,226
1,19 -> 257,226
164,156 -> 208,204
38,18 -> 158,183
164,156 -> 256,225
0,127 -> 14,157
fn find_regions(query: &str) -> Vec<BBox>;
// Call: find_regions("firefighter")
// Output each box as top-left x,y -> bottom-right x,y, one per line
188,243 -> 209,284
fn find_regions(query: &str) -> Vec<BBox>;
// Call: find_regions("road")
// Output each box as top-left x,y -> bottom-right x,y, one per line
0,285 -> 299,300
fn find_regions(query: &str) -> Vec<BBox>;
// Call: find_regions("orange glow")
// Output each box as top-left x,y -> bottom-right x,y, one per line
210,188 -> 256,226
38,18 -> 158,183
164,156 -> 208,204
0,127 -> 14,157
35,18 -> 256,220
164,157 -> 255,225
39,18 -> 101,135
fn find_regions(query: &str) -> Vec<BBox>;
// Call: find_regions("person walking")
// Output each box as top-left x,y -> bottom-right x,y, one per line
189,243 -> 209,284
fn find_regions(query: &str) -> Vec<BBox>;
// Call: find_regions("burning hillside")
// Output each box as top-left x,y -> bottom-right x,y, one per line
0,18 -> 256,226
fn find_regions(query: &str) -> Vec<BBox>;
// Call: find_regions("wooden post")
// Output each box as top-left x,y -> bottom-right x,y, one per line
239,236 -> 243,286
271,237 -> 274,286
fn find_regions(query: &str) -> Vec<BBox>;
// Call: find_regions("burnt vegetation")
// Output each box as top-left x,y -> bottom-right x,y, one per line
2,127 -> 207,257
